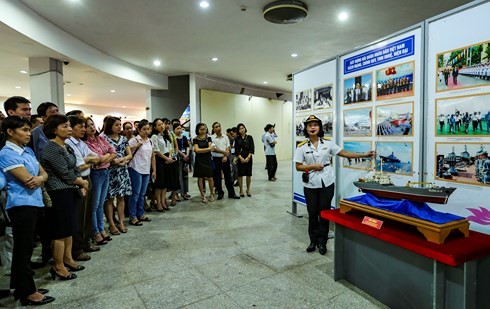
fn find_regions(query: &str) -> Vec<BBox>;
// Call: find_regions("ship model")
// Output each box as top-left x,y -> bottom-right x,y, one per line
353,157 -> 456,204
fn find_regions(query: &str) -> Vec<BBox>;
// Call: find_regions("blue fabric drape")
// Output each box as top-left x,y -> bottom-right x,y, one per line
345,193 -> 464,224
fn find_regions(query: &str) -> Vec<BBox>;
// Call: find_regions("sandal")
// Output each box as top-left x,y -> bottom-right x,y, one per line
128,219 -> 143,226
138,216 -> 152,222
117,223 -> 128,233
184,194 -> 191,200
109,225 -> 120,235
201,196 -> 208,203
209,195 -> 215,202
92,234 -> 108,245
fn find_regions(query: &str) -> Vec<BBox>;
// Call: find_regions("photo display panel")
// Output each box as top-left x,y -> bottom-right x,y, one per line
426,2 -> 490,233
338,28 -> 423,201
292,59 -> 337,206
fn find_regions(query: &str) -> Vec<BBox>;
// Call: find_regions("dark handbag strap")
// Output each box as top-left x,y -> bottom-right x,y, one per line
0,190 -> 11,225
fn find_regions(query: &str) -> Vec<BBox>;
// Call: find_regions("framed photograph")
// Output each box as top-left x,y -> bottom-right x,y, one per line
435,142 -> 490,186
343,73 -> 373,104
375,102 -> 414,136
313,84 -> 334,110
376,61 -> 415,100
436,40 -> 490,92
295,115 -> 308,138
343,141 -> 372,170
375,141 -> 413,175
435,93 -> 490,136
295,89 -> 312,112
318,112 -> 333,137
343,107 -> 372,137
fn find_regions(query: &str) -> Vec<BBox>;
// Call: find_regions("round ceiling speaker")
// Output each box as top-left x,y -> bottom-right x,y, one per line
263,0 -> 308,24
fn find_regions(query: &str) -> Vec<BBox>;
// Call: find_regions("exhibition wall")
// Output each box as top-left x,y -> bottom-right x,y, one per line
200,89 -> 292,163
292,0 -> 490,234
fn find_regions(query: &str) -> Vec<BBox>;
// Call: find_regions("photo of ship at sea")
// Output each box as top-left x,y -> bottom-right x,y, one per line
343,141 -> 372,169
376,102 -> 413,136
343,107 -> 372,137
375,142 -> 413,175
435,143 -> 490,186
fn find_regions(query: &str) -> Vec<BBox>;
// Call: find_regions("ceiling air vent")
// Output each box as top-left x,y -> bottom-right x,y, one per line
263,0 -> 308,24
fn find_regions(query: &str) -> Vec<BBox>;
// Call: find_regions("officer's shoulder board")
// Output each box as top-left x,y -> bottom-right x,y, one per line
297,140 -> 308,148
322,137 -> 331,141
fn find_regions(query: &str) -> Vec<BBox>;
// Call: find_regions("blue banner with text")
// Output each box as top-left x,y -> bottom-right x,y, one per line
343,35 -> 415,75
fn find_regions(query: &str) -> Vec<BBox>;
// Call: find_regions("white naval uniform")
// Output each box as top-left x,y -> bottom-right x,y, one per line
293,138 -> 341,189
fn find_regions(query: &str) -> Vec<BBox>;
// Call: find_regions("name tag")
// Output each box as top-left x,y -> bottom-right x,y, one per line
362,216 -> 383,229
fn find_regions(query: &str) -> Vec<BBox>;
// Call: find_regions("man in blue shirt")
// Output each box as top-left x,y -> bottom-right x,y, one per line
30,102 -> 59,158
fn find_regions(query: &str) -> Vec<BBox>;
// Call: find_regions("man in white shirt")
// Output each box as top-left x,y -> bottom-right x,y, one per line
211,122 -> 239,200
264,124 -> 278,181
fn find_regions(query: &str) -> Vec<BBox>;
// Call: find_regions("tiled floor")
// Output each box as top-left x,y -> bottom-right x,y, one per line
0,161 -> 387,308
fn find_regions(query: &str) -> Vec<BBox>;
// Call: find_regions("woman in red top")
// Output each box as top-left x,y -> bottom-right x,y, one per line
83,118 -> 116,245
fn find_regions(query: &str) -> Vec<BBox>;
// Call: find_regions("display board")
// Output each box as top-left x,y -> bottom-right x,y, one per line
292,59 -> 337,206
337,28 -> 424,202
425,1 -> 490,233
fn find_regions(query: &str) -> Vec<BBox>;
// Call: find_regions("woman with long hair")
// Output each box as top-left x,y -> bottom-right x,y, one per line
101,117 -> 132,234
193,123 -> 215,203
83,117 -> 117,244
41,115 -> 89,280
150,118 -> 175,211
174,122 -> 191,200
234,123 -> 254,197
127,120 -> 156,226
0,116 -> 55,305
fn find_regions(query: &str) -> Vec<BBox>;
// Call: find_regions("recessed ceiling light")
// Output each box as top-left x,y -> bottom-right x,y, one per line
153,60 -> 161,66
122,106 -> 126,108
66,94 -> 72,97
110,90 -> 116,93
263,81 -> 268,84
338,12 -> 348,21
211,57 -> 218,62
291,53 -> 298,58
15,86 -> 21,89
20,70 -> 28,74
200,1 -> 210,8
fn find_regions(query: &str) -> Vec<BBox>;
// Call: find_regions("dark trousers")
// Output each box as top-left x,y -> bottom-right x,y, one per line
72,177 -> 93,256
266,155 -> 278,180
212,157 -> 236,196
304,183 -> 334,245
8,206 -> 39,298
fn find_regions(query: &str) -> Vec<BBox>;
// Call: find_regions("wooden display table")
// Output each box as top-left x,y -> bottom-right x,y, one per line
339,199 -> 469,244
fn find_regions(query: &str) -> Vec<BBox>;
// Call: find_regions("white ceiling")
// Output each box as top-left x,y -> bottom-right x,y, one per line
0,0 -> 473,110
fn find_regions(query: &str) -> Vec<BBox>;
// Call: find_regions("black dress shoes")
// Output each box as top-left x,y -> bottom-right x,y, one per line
20,295 -> 55,306
228,195 -> 240,199
318,244 -> 327,255
217,194 -> 224,200
306,243 -> 317,252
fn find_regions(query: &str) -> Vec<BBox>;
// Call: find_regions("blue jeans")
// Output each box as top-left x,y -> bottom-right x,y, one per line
128,168 -> 150,220
90,169 -> 110,235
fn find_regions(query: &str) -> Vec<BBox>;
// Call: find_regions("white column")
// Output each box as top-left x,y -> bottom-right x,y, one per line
28,57 -> 64,113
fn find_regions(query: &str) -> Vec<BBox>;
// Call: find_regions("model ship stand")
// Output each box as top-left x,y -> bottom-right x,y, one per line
339,199 -> 469,244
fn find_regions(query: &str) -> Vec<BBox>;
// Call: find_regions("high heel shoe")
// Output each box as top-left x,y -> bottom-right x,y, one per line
20,295 -> 55,306
201,196 -> 208,203
209,195 -> 215,202
92,235 -> 108,245
49,268 -> 77,281
246,191 -> 252,197
63,262 -> 85,272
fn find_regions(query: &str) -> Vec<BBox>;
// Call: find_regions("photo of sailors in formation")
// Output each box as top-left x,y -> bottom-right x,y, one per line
343,73 -> 373,104
343,107 -> 372,137
436,41 -> 490,92
313,84 -> 334,110
343,141 -> 372,169
295,89 -> 312,111
436,94 -> 490,136
376,61 -> 415,100
376,102 -> 413,136
436,143 -> 490,186
375,142 -> 413,175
